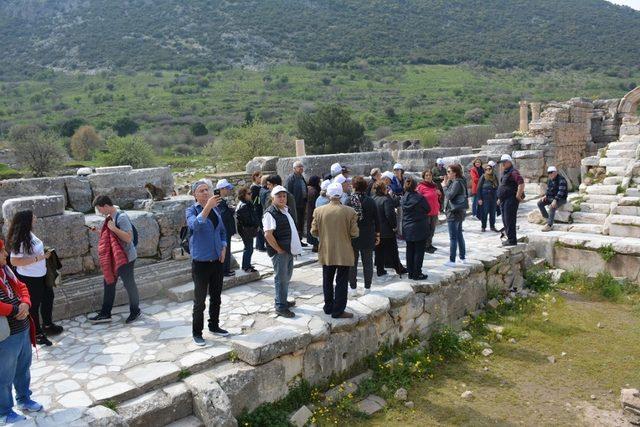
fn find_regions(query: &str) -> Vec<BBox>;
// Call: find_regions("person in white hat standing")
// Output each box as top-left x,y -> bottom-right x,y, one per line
263,185 -> 302,318
497,154 -> 525,246
215,179 -> 236,277
311,183 -> 359,318
538,166 -> 568,231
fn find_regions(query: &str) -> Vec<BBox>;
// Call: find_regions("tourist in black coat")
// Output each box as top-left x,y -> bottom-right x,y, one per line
235,187 -> 260,273
372,181 -> 407,278
401,177 -> 430,280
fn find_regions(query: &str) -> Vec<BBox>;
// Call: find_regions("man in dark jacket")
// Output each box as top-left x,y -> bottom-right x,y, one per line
215,179 -> 236,277
284,161 -> 308,246
538,166 -> 568,232
497,154 -> 525,246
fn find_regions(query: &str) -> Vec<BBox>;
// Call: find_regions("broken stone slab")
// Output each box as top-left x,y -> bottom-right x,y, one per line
356,293 -> 391,317
324,370 -> 373,403
183,371 -> 237,427
245,156 -> 279,174
89,167 -> 174,209
118,382 -> 192,427
122,361 -> 181,391
230,325 -> 312,365
289,405 -> 313,427
127,211 -> 161,258
37,211 -> 89,259
95,165 -> 133,174
357,394 -> 386,416
2,195 -> 65,220
372,281 -> 414,307
0,176 -> 67,220
63,176 -> 94,213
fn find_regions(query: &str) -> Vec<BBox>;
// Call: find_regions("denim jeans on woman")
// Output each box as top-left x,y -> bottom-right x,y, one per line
0,328 -> 32,416
447,218 -> 466,262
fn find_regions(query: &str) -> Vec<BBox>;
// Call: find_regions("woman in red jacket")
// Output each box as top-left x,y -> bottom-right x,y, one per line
417,170 -> 442,254
0,239 -> 43,424
469,158 -> 483,219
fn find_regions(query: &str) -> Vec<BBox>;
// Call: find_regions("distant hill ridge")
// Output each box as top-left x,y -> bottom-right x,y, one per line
0,0 -> 639,76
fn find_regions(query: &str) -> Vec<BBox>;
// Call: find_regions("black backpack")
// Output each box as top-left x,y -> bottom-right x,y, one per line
115,212 -> 139,247
179,225 -> 191,254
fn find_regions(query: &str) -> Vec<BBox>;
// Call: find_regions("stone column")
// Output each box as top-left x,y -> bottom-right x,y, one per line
519,100 -> 529,132
530,102 -> 541,122
295,139 -> 306,157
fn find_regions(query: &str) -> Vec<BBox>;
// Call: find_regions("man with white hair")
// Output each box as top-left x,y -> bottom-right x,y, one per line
538,166 -> 568,232
311,183 -> 359,319
285,160 -> 308,246
263,185 -> 301,318
497,154 -> 525,246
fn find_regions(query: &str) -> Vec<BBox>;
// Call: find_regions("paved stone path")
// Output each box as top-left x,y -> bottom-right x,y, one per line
22,203 -> 540,421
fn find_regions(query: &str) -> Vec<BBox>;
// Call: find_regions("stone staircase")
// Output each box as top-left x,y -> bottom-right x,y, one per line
565,134 -> 640,237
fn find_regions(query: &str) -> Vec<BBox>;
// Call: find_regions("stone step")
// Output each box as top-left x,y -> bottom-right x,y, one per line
579,203 -> 611,214
54,259 -> 193,321
620,135 -> 640,143
603,176 -> 623,185
571,212 -> 608,224
626,189 -> 640,198
119,383 -> 193,427
599,157 -> 631,167
165,416 -> 204,427
568,224 -> 604,234
614,205 -> 640,216
585,194 -> 620,204
606,149 -> 638,159
586,185 -> 619,195
608,141 -> 640,150
166,270 -> 262,302
608,215 -> 640,238
606,166 -> 627,176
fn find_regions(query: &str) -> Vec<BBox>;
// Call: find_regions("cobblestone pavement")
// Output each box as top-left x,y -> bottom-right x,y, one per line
24,204 -> 538,419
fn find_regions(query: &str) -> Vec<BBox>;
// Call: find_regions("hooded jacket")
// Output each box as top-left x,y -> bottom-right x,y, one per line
98,217 -> 129,285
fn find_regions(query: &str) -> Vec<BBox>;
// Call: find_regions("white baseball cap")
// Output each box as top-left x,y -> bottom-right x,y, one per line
381,171 -> 395,180
499,154 -> 513,163
436,158 -> 444,165
487,160 -> 497,167
330,163 -> 342,176
393,163 -> 404,170
547,166 -> 557,173
215,179 -> 233,190
270,185 -> 287,197
333,174 -> 346,184
327,182 -> 343,198
320,179 -> 331,191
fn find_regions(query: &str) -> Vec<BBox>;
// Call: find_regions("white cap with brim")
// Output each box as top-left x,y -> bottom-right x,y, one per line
436,158 -> 444,165
393,163 -> 404,170
320,180 -> 331,191
499,154 -> 513,163
333,174 -> 347,184
547,166 -> 557,173
330,163 -> 342,176
382,171 -> 395,180
215,179 -> 234,190
270,185 -> 287,198
487,161 -> 497,167
327,182 -> 343,198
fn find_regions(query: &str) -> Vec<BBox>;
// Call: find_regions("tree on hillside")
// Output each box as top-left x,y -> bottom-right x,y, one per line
190,122 -> 208,136
96,135 -> 156,168
70,125 -> 102,160
464,108 -> 486,123
297,105 -> 366,154
59,118 -> 86,137
112,117 -> 139,137
10,128 -> 65,177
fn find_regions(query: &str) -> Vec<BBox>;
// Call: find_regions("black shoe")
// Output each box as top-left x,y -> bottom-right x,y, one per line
276,309 -> 295,318
301,242 -> 309,247
125,310 -> 141,324
414,273 -> 428,280
36,334 -> 52,346
312,245 -> 318,253
502,240 -> 517,247
256,248 -> 266,252
244,267 -> 258,273
88,313 -> 112,324
224,271 -> 236,277
425,246 -> 437,254
193,336 -> 205,346
209,326 -> 229,336
43,323 -> 64,336
490,227 -> 499,232
377,271 -> 388,277
287,300 -> 296,308
397,267 -> 408,275
481,228 -> 486,232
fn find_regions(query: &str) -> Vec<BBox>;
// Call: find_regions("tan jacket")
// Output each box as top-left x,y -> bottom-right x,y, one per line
311,200 -> 359,266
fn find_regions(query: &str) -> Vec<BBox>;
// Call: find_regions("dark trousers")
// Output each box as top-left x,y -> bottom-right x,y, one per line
538,198 -> 566,226
241,235 -> 254,270
349,247 -> 373,289
375,237 -> 403,275
296,205 -> 305,239
101,260 -> 139,316
406,240 -> 426,278
223,236 -> 232,274
480,189 -> 497,229
255,229 -> 266,250
322,265 -> 349,316
501,197 -> 519,244
191,260 -> 224,337
16,274 -> 48,335
425,216 -> 438,248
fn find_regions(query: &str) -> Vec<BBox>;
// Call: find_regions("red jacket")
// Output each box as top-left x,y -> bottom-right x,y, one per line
0,265 -> 36,346
417,181 -> 441,216
98,217 -> 129,285
469,167 -> 482,195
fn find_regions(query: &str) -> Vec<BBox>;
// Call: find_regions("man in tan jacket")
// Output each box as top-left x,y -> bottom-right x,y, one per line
311,183 -> 359,319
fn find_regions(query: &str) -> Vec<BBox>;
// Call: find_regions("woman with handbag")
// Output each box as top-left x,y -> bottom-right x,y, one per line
0,238 -> 43,424
7,210 -> 63,346
443,164 -> 469,267
235,187 -> 260,273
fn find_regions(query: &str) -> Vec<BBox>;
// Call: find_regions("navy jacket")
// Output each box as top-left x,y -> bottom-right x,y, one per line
401,191 -> 430,242
546,175 -> 568,201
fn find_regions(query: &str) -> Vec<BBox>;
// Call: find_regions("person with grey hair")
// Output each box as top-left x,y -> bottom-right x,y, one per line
285,161 -> 308,246
366,168 -> 381,196
185,180 -> 228,346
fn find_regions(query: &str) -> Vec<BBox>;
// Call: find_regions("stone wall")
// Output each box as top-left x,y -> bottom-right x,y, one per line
276,151 -> 394,180
396,146 -> 474,172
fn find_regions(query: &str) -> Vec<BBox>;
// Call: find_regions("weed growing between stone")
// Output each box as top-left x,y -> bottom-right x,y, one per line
597,244 -> 616,262
558,270 -> 640,304
523,268 -> 554,293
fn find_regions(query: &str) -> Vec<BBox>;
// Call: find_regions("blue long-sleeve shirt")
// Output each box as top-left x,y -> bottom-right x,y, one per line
186,203 -> 227,262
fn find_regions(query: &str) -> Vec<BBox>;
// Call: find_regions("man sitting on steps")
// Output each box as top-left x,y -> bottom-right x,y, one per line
538,166 -> 568,232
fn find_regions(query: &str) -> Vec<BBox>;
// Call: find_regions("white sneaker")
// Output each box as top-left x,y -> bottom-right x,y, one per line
459,259 -> 469,265
348,287 -> 357,298
444,261 -> 457,268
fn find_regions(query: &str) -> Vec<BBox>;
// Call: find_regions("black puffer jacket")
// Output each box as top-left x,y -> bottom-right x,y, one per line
401,191 -> 430,242
373,194 -> 397,238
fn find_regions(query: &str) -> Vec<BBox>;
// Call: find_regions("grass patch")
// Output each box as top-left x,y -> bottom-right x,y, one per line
558,270 -> 640,303
524,268 -> 554,293
597,244 -> 616,262
103,400 -> 118,412
178,368 -> 191,380
0,163 -> 22,179
237,380 -> 314,427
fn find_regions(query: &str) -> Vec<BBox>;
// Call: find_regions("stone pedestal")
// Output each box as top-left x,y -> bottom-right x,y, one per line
295,139 -> 306,157
530,102 -> 541,122
519,101 -> 529,132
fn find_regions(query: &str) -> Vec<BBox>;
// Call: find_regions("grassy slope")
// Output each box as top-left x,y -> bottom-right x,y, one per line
363,293 -> 640,426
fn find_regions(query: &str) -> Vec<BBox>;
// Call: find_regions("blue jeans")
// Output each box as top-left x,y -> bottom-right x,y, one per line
0,328 -> 32,416
447,219 -> 466,262
271,252 -> 293,311
472,194 -> 479,218
480,188 -> 497,229
241,235 -> 254,270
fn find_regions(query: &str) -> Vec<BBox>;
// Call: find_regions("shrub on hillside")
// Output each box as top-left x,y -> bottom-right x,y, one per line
70,125 -> 102,160
297,104 -> 366,154
464,108 -> 486,123
10,129 -> 66,177
112,117 -> 139,137
96,135 -> 156,168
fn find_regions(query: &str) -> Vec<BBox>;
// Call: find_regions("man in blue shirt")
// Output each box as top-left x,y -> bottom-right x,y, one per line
185,180 -> 228,346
